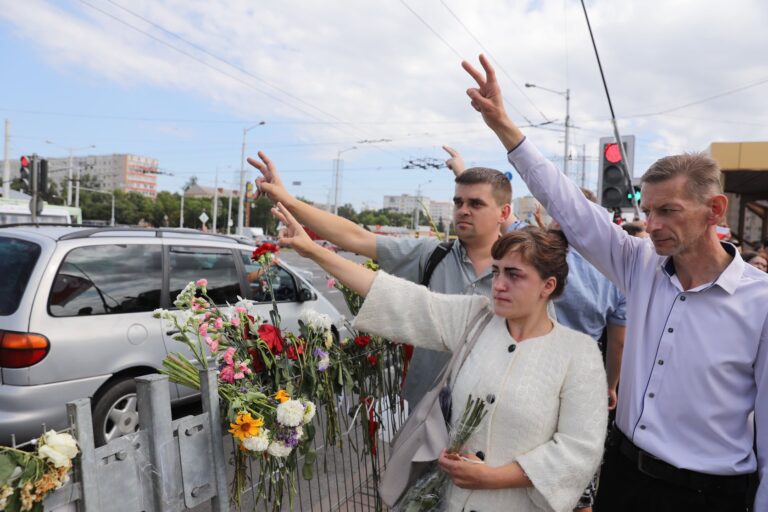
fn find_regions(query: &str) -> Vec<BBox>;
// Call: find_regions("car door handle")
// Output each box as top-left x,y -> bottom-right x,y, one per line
166,329 -> 180,336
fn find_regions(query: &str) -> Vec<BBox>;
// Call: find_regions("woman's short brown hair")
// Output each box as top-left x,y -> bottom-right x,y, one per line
491,226 -> 569,298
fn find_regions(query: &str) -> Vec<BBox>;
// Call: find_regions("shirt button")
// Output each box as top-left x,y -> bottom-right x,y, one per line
667,327 -> 674,333
486,393 -> 496,404
508,344 -> 516,353
640,425 -> 647,430
648,393 -> 655,398
658,359 -> 664,365
680,296 -> 687,301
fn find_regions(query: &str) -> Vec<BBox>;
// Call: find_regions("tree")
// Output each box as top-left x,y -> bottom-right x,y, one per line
337,204 -> 358,223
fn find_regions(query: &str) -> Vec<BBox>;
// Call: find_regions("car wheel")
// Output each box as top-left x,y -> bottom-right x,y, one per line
92,377 -> 141,446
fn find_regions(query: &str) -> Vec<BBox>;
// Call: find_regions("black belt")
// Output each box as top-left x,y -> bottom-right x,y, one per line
616,430 -> 753,494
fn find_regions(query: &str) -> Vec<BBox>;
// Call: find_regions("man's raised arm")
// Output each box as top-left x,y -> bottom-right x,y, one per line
248,152 -> 377,259
462,54 -> 641,291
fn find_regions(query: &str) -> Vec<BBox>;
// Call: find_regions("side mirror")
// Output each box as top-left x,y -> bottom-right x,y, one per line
298,287 -> 315,303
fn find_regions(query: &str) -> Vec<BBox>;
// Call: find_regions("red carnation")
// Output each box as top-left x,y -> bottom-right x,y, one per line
257,323 -> 284,354
354,335 -> 371,348
247,347 -> 266,373
252,242 -> 280,261
367,355 -> 378,367
286,340 -> 304,361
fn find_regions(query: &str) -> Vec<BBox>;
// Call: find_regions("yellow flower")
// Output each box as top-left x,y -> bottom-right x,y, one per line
274,389 -> 290,403
228,412 -> 264,441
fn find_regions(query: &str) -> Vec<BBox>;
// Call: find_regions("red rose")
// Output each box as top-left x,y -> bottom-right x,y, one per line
247,347 -> 266,373
367,355 -> 378,366
252,243 -> 280,261
257,323 -> 284,354
354,335 -> 371,348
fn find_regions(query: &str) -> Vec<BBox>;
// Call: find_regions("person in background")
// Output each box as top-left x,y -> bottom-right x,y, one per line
743,251 -> 768,272
622,221 -> 648,238
463,53 -> 767,512
273,201 -> 607,512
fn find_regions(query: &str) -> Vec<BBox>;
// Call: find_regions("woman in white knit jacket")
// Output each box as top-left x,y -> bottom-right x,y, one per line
272,202 -> 608,512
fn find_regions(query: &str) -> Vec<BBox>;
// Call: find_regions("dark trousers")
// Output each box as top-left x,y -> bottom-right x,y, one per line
594,439 -> 753,512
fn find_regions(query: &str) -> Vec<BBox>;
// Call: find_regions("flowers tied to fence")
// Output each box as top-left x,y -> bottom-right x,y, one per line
0,430 -> 79,512
156,244 -> 408,509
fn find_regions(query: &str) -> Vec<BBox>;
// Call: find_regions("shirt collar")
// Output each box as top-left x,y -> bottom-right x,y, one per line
661,242 -> 742,295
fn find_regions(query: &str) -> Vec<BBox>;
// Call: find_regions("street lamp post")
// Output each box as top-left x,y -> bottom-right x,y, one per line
333,146 -> 357,215
524,83 -> 570,176
238,121 -> 266,235
44,141 -> 96,206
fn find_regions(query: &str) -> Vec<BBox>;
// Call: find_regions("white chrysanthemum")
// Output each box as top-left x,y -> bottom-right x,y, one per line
302,400 -> 316,424
267,441 -> 293,458
299,310 -> 332,331
276,399 -> 305,427
242,429 -> 270,452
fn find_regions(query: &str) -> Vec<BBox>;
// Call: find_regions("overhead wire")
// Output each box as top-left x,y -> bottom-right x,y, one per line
437,0 -> 550,124
399,0 -> 540,126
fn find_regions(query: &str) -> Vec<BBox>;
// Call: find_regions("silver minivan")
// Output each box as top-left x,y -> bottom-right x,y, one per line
0,226 -> 347,446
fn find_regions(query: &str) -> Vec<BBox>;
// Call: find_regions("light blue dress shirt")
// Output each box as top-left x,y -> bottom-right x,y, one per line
508,138 -> 768,509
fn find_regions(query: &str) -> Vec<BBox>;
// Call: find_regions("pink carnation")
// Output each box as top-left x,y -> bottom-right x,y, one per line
219,365 -> 235,383
199,323 -> 208,337
326,278 -> 336,289
196,279 -> 208,287
235,306 -> 247,314
230,316 -> 240,327
214,318 -> 224,330
205,336 -> 218,352
223,347 -> 236,365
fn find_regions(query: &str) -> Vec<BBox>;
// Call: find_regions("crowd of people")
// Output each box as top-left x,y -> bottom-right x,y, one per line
247,55 -> 766,512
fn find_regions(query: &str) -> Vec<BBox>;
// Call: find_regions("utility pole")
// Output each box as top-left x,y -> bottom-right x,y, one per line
580,143 -> 587,187
212,169 -> 219,232
226,188 -> 233,235
3,119 -> 10,199
238,121 -> 265,235
564,88 -> 571,177
67,149 -> 74,206
179,188 -> 185,228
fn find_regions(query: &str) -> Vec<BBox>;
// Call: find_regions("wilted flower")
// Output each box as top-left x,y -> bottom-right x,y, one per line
38,431 -> 78,468
302,400 -> 316,424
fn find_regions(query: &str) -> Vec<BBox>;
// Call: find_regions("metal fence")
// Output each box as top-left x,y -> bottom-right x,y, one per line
36,346 -> 408,511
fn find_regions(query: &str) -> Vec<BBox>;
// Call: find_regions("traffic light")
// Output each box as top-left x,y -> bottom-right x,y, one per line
38,159 -> 48,196
598,135 -> 635,208
19,155 -> 32,194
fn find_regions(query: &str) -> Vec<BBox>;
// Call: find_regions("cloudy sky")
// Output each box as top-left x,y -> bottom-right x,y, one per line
1,0 -> 767,210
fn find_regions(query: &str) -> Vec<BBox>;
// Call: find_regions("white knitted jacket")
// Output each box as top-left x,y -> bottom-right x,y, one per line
352,272 -> 608,512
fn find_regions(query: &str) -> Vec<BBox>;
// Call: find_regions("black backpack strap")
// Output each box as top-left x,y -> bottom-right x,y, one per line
420,240 -> 455,286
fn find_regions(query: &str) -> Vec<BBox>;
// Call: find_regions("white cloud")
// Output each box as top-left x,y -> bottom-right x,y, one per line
1,0 -> 767,203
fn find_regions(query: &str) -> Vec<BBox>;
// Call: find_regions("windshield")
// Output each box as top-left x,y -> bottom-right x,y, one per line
0,237 -> 42,315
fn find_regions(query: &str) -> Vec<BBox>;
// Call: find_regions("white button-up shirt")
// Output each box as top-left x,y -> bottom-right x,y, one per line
508,138 -> 768,509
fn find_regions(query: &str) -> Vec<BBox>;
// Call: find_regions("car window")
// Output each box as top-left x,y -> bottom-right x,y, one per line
0,237 -> 42,316
49,244 -> 162,317
170,247 -> 241,306
239,251 -> 298,303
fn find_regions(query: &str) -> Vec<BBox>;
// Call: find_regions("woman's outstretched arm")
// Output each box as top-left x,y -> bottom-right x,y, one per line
271,202 -> 376,298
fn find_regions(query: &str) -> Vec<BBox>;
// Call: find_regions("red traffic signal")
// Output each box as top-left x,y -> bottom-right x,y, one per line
604,143 -> 622,163
20,155 -> 30,168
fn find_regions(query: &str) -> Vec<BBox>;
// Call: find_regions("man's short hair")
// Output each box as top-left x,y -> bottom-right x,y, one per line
622,222 -> 646,237
641,152 -> 722,201
455,167 -> 512,206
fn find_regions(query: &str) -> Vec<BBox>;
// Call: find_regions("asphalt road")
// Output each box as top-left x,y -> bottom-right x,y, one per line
278,248 -> 369,319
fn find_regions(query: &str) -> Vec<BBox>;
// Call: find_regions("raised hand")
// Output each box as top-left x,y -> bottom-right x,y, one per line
247,151 -> 290,204
443,145 -> 466,177
462,54 -> 510,132
271,202 -> 316,258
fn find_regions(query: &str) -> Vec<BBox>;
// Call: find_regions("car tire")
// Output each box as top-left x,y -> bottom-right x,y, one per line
92,377 -> 141,446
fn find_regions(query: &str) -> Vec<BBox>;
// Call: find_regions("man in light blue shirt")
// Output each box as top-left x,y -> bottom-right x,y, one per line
463,54 -> 766,511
